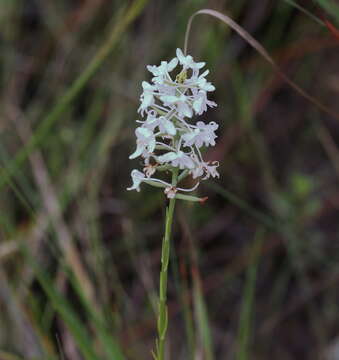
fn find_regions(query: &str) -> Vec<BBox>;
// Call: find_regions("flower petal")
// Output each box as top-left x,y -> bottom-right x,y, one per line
193,97 -> 203,114
129,145 -> 143,159
160,95 -> 178,103
162,119 -> 176,135
180,102 -> 192,118
136,127 -> 153,138
157,152 -> 178,163
148,138 -> 156,152
142,81 -> 153,90
142,93 -> 153,108
168,58 -> 178,71
127,169 -> 145,191
176,48 -> 185,63
195,61 -> 206,69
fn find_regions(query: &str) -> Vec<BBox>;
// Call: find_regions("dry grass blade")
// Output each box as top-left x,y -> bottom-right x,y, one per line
184,8 -> 339,121
0,0 -> 149,192
283,0 -> 325,26
0,269 -> 44,358
7,104 -> 95,305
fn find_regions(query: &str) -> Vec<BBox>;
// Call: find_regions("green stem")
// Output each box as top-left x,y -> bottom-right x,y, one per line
155,170 -> 178,360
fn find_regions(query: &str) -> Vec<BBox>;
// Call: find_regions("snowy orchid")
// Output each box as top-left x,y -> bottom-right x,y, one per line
127,48 -> 220,199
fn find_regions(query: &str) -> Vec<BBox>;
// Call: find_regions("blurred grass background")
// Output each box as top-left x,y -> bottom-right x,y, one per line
1,0 -> 339,359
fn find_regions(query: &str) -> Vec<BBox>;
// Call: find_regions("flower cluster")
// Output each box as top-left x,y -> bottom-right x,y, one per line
127,48 -> 219,199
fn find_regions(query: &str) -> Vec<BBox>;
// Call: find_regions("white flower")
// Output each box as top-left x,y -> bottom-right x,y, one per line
181,128 -> 201,147
189,160 -> 219,180
129,127 -> 156,159
176,48 -> 205,70
138,81 -> 157,115
197,77 -> 215,92
158,116 -> 176,135
158,151 -> 195,169
203,161 -> 220,179
160,94 -> 193,118
143,112 -> 176,136
193,90 -> 217,115
172,151 -> 195,169
127,170 -> 146,192
182,121 -> 218,148
196,121 -> 218,146
147,58 -> 178,84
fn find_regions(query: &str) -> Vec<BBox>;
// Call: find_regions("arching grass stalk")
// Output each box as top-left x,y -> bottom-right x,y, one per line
184,8 -> 339,122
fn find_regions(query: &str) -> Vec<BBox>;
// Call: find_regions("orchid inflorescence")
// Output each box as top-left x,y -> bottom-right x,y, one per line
127,48 -> 219,199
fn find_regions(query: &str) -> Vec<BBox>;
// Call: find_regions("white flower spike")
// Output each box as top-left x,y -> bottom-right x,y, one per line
127,48 -> 220,199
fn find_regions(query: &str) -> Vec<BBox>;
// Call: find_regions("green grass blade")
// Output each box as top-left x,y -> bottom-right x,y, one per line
236,230 -> 264,360
34,267 -> 100,360
65,269 -> 126,360
207,182 -> 277,230
193,273 -> 214,360
0,0 -> 149,192
171,244 -> 196,360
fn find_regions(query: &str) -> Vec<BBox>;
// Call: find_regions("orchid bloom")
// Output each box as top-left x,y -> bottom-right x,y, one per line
127,48 -> 219,199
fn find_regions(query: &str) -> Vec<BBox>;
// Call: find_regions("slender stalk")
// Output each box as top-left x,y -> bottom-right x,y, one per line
155,170 -> 178,360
